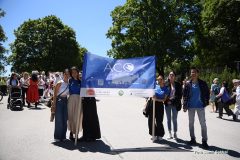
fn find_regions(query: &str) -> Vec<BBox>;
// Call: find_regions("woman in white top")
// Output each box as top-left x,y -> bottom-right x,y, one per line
38,75 -> 45,100
20,72 -> 29,106
52,69 -> 70,141
216,81 -> 236,121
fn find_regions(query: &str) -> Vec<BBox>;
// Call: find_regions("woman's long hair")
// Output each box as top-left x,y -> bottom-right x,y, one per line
70,66 -> 80,80
31,73 -> 38,82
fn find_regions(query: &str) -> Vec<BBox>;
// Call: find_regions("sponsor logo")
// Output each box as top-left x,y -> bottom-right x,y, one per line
118,90 -> 124,96
123,63 -> 134,72
87,88 -> 95,95
104,63 -> 135,73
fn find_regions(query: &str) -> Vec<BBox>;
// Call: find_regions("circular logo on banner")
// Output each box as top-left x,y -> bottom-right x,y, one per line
87,88 -> 95,96
118,90 -> 124,96
123,63 -> 134,72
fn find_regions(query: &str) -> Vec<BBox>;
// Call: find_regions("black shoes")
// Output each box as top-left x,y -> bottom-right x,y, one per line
202,141 -> 209,149
188,138 -> 197,145
69,132 -> 74,141
233,115 -> 237,121
188,139 -> 209,149
78,136 -> 96,142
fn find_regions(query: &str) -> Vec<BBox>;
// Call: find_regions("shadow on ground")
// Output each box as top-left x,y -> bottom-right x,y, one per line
52,140 -> 116,155
52,138 -> 240,158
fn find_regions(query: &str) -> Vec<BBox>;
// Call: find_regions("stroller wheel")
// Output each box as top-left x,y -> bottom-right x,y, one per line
10,105 -> 14,110
20,104 -> 24,110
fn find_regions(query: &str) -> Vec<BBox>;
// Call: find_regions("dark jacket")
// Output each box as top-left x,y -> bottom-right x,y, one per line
166,81 -> 182,111
183,79 -> 209,109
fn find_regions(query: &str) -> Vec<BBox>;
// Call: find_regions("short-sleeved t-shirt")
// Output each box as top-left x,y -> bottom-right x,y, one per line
155,85 -> 169,100
69,78 -> 81,95
189,82 -> 204,108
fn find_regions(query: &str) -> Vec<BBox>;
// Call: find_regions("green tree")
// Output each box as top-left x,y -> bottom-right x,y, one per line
9,15 -> 87,72
0,9 -> 7,74
195,0 -> 240,70
107,0 -> 201,73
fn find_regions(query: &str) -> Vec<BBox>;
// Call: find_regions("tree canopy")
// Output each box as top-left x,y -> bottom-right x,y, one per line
107,0 -> 240,74
195,0 -> 240,70
107,0 -> 202,73
0,9 -> 7,74
9,15 -> 87,73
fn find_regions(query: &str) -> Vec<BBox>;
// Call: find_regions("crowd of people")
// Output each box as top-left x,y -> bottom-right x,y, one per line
146,67 -> 240,149
2,66 -> 240,149
5,67 -> 101,143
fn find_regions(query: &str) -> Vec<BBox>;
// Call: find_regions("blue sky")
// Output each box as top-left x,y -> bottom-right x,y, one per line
0,0 -> 126,76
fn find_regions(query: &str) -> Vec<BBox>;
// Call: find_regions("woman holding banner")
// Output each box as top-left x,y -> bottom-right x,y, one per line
68,67 -> 83,141
148,74 -> 169,142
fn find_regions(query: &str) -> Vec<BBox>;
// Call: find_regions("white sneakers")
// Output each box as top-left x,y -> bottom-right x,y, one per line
169,132 -> 173,139
151,136 -> 158,141
169,131 -> 178,139
173,132 -> 177,139
151,136 -> 163,142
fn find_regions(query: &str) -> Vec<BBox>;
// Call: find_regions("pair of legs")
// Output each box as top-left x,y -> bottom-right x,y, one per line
210,101 -> 216,112
21,87 -> 28,106
148,101 -> 165,138
67,95 -> 83,141
165,104 -> 178,138
54,97 -> 68,140
218,101 -> 235,120
188,108 -> 208,142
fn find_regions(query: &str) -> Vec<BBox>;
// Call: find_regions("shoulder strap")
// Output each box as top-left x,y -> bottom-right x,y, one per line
58,83 -> 69,97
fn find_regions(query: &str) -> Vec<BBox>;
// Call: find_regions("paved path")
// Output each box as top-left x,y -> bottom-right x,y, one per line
0,96 -> 239,160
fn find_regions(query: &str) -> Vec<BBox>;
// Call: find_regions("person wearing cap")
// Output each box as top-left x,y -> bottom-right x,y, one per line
210,78 -> 220,112
233,79 -> 240,120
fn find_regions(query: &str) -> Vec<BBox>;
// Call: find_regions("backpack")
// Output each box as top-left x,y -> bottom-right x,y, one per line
221,89 -> 231,103
213,86 -> 220,95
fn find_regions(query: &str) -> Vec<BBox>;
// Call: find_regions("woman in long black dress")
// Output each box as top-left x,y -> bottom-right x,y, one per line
78,97 -> 101,142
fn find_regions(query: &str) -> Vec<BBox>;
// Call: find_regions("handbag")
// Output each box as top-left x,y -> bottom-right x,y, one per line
143,98 -> 152,117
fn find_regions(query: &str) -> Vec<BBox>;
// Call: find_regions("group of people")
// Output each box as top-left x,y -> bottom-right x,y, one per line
7,72 -> 40,108
209,78 -> 240,120
146,67 -> 240,149
6,67 -> 101,142
51,67 -> 101,142
5,66 -> 240,148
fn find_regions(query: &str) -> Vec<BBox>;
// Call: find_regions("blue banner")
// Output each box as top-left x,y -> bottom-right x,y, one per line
80,53 -> 156,97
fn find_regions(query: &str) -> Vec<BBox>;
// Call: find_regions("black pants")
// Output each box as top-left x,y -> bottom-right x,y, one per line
82,97 -> 101,139
21,87 -> 28,106
214,99 -> 219,111
218,101 -> 234,117
148,101 -> 165,137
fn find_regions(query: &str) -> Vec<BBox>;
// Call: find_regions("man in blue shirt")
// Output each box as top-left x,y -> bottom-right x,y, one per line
183,67 -> 210,149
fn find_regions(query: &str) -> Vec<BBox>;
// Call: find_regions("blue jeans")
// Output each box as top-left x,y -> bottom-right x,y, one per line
54,97 -> 68,140
165,104 -> 178,132
188,108 -> 208,142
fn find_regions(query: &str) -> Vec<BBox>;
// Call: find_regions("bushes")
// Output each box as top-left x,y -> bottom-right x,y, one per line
200,66 -> 240,91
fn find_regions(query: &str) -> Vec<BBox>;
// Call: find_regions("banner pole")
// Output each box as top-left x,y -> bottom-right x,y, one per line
152,98 -> 156,141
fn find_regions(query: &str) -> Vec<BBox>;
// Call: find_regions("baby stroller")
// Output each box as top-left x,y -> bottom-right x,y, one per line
7,87 -> 23,110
